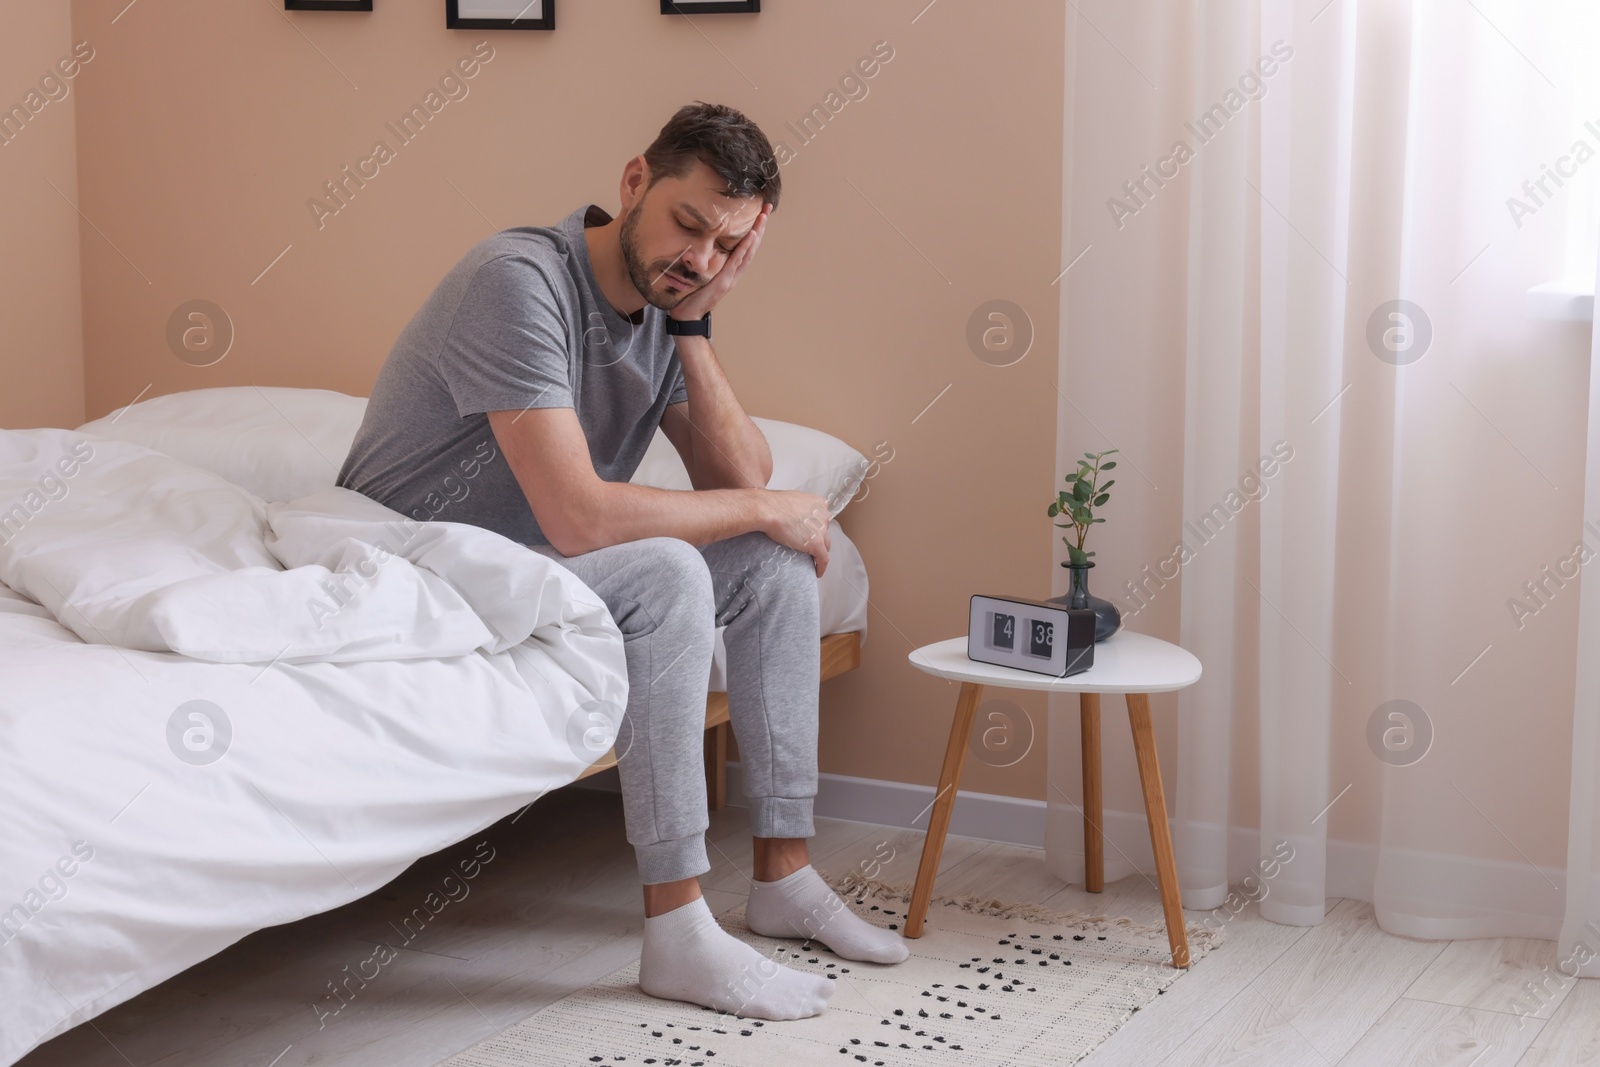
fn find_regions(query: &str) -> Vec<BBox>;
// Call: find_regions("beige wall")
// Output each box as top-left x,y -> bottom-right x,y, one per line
1,4 -> 86,430
66,0 -> 1067,801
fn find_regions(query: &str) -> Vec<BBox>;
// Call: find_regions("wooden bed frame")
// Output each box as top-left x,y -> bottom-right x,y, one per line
572,631 -> 862,810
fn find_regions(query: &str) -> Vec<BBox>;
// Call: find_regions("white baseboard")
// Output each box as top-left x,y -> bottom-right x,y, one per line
570,761 -> 1048,847
572,762 -> 1574,938
727,761 -> 1047,848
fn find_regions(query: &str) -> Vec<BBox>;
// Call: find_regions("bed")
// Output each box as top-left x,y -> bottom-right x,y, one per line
0,387 -> 870,1066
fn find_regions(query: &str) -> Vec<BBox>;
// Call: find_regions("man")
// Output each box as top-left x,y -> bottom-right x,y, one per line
337,102 -> 906,1021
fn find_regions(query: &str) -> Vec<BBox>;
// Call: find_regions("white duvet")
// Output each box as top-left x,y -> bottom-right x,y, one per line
0,430 -> 629,1065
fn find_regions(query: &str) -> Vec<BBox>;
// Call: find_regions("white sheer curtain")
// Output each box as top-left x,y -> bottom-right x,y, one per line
1568,236 -> 1600,976
1056,0 -> 1600,957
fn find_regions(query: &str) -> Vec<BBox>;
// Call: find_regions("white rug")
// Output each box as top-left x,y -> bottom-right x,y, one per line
441,870 -> 1224,1067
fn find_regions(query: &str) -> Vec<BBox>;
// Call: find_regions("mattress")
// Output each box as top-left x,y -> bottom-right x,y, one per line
0,432 -> 632,1065
2,390 -> 872,1063
0,541 -> 866,1064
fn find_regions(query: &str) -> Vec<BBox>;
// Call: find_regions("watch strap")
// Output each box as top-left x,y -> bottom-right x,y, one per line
664,311 -> 711,337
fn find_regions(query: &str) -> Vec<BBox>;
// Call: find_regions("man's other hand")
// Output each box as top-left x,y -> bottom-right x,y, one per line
763,489 -> 831,577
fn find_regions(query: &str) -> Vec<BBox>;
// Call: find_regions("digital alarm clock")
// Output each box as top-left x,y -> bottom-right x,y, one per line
968,594 -> 1096,677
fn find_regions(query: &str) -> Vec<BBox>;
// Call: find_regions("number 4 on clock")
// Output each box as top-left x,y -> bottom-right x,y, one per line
991,611 -> 1015,651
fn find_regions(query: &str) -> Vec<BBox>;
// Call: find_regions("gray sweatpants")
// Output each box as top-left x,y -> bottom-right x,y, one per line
528,531 -> 821,884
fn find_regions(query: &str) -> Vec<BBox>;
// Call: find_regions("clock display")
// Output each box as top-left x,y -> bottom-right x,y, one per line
967,594 -> 1095,678
990,611 -> 1015,651
1028,619 -> 1054,658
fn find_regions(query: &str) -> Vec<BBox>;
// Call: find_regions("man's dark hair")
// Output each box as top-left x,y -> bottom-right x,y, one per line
642,101 -> 782,210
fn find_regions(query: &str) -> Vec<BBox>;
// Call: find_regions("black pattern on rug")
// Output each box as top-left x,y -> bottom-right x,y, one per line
443,869 -> 1223,1067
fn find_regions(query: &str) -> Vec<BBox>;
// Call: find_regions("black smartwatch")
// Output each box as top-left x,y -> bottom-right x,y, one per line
664,311 -> 711,338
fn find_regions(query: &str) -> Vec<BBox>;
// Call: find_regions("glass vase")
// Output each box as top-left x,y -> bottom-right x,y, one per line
1048,560 -> 1122,643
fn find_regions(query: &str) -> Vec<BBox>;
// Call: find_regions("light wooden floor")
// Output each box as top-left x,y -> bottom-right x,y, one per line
21,786 -> 1600,1067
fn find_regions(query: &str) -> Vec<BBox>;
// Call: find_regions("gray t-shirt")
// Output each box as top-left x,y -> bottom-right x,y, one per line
337,203 -> 687,546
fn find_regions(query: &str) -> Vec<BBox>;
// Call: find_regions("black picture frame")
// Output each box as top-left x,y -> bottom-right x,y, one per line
447,0 -> 555,30
661,1 -> 759,13
285,0 -> 372,10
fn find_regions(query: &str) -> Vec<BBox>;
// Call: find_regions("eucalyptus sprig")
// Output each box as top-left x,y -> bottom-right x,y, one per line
1048,449 -> 1118,565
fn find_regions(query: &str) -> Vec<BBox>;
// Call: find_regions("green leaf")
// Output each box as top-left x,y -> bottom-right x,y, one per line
1099,480 -> 1115,492
1073,506 -> 1091,524
1073,481 -> 1091,502
1100,461 -> 1117,470
1047,502 -> 1060,517
1091,517 -> 1105,523
1093,493 -> 1109,506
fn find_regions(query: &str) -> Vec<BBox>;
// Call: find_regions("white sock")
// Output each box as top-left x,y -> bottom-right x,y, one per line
746,864 -> 911,964
638,895 -> 834,1020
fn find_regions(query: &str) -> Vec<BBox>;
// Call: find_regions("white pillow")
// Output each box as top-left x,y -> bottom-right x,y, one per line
78,387 -> 870,514
76,386 -> 367,503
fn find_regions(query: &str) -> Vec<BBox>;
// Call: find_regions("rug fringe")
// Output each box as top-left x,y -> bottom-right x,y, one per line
819,868 -> 1227,952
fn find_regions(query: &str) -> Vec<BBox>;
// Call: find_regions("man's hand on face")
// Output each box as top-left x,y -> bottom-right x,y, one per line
667,201 -> 773,322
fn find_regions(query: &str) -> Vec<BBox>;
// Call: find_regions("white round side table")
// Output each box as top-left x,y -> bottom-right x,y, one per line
904,630 -> 1202,968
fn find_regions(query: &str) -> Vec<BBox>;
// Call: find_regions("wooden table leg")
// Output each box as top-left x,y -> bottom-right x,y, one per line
1126,692 -> 1190,968
1080,692 -> 1103,893
905,681 -> 983,939
704,721 -> 728,811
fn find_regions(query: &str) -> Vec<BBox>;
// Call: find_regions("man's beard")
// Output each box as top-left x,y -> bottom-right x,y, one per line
619,196 -> 698,311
